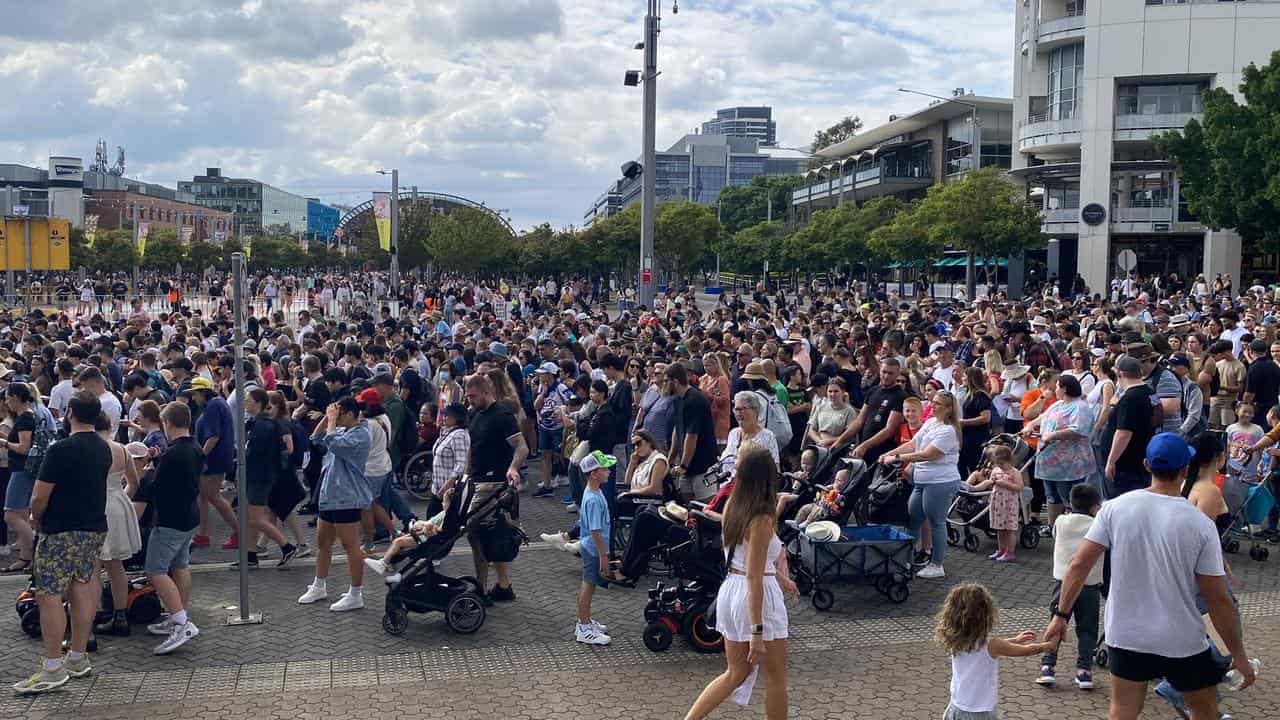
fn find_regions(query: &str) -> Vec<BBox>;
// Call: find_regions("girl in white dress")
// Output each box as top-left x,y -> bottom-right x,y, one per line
687,444 -> 798,720
96,413 -> 143,636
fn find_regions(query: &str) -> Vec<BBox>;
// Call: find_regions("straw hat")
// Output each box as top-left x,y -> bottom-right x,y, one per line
740,361 -> 767,382
804,521 -> 842,543
1000,364 -> 1031,381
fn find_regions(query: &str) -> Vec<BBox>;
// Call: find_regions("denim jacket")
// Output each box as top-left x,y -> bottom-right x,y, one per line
313,420 -> 372,511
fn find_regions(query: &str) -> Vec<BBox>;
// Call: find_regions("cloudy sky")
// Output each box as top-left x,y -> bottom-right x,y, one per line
1,0 -> 1013,230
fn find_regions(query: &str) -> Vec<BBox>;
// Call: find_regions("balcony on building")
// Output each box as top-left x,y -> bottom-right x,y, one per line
1109,164 -> 1204,234
1113,81 -> 1207,142
791,142 -> 933,207
1018,110 -> 1082,154
1036,0 -> 1087,50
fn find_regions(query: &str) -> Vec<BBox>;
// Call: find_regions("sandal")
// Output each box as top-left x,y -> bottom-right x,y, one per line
2,559 -> 31,574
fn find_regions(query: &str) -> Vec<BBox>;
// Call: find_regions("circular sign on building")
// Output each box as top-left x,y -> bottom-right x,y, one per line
1081,203 -> 1107,226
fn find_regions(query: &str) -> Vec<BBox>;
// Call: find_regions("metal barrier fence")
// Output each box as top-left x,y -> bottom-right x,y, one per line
2,292 -> 313,322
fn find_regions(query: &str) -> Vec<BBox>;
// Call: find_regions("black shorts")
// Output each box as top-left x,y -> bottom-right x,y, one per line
319,508 -> 363,524
1108,645 -> 1223,693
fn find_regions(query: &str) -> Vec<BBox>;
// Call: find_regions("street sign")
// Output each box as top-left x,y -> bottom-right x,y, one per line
1081,203 -> 1106,226
1116,249 -> 1138,273
642,268 -> 652,283
12,205 -> 29,217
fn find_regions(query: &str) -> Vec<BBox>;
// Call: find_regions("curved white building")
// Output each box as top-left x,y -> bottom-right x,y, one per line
1012,0 -> 1280,293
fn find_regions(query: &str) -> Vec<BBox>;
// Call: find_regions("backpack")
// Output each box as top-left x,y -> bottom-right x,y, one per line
754,390 -> 793,448
398,405 -> 419,458
26,409 -> 60,479
144,370 -> 173,401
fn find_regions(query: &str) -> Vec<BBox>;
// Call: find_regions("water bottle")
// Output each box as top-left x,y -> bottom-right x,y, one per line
1223,658 -> 1261,691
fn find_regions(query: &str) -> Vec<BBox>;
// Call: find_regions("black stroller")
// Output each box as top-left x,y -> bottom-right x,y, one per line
642,507 -> 725,654
380,478 -> 517,635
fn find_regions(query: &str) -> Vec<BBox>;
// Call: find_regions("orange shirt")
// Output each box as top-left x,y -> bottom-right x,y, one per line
1019,388 -> 1049,449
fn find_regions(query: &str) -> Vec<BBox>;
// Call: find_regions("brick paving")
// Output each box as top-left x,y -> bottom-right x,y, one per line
2,477 -> 1277,718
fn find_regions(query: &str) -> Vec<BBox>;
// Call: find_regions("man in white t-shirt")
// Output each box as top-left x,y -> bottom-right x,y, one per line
1045,433 -> 1252,719
47,359 -> 77,420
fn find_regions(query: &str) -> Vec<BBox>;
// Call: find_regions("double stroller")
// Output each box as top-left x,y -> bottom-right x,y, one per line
380,478 -> 519,636
946,434 -> 1043,552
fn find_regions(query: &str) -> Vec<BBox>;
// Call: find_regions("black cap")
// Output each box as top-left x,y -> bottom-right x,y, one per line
371,372 -> 394,387
164,357 -> 194,372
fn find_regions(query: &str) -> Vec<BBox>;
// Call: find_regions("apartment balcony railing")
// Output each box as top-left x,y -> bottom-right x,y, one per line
1018,113 -> 1082,152
1038,13 -> 1086,44
1113,206 -> 1174,223
1112,111 -> 1202,142
1042,207 -> 1079,224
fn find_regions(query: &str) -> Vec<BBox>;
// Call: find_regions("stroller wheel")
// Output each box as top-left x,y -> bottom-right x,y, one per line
1249,545 -> 1269,561
20,607 -> 41,638
873,575 -> 892,594
886,581 -> 909,604
642,620 -> 673,652
127,591 -> 162,625
1094,646 -> 1108,669
458,576 -> 483,594
811,588 -> 835,612
1020,525 -> 1041,550
1224,539 -> 1240,554
962,533 -> 981,553
382,607 -> 409,636
946,526 -> 960,547
444,593 -> 486,634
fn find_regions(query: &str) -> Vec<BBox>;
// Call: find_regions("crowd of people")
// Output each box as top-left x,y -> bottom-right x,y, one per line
0,269 -> 1268,718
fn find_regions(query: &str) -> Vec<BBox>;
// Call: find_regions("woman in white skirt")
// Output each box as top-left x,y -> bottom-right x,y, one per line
95,413 -> 143,636
686,444 -> 798,720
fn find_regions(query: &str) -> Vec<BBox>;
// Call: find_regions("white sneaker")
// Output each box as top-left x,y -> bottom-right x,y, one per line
385,572 -> 402,584
589,618 -> 609,633
575,624 -> 611,645
564,541 -> 581,556
554,475 -> 570,487
540,532 -> 568,551
293,544 -> 312,559
329,591 -> 364,612
153,620 -> 199,655
363,557 -> 388,575
566,503 -> 578,513
916,563 -> 946,579
298,583 -> 328,604
146,617 -> 175,636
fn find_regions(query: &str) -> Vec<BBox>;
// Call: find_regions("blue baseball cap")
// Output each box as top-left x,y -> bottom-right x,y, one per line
1146,432 -> 1196,473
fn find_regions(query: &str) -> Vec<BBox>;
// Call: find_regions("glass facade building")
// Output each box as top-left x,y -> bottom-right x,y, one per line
178,168 -> 308,236
306,199 -> 340,240
700,106 -> 777,146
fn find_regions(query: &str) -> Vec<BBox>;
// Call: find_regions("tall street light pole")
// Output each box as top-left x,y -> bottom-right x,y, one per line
638,0 -> 661,307
898,88 -> 980,302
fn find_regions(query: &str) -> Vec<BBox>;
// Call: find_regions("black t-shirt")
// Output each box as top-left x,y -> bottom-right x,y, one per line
675,386 -> 719,475
8,411 -> 36,472
1246,358 -> 1280,419
111,281 -> 127,297
962,392 -> 995,444
1105,383 -> 1155,473
468,401 -> 519,482
37,431 -> 110,534
151,436 -> 204,532
858,383 -> 908,462
302,377 -> 332,431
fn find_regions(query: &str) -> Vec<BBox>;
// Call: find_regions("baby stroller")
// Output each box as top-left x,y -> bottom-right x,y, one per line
380,478 -> 518,635
946,434 -> 1043,553
777,458 -> 873,547
1221,476 -> 1275,562
642,507 -> 725,654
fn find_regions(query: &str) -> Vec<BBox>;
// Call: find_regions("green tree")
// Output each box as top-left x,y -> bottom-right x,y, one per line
869,200 -> 942,263
142,228 -> 185,270
724,221 -> 786,273
716,175 -> 805,234
89,230 -> 138,272
583,203 -> 641,279
425,207 -> 515,274
812,115 -> 863,152
655,201 -> 718,286
1155,50 -> 1280,250
187,241 -> 221,271
221,238 -> 245,266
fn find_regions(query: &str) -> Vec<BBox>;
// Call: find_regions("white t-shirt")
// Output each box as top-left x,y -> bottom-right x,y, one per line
911,418 -> 961,484
930,364 -> 956,391
718,427 -> 780,477
48,379 -> 75,418
365,414 -> 393,477
98,391 -> 123,437
1085,490 -> 1225,658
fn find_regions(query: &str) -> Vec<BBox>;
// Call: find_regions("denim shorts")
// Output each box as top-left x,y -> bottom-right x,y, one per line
1043,478 -> 1083,505
3,470 -> 35,512
145,526 -> 196,575
537,427 -> 562,454
581,549 -> 607,588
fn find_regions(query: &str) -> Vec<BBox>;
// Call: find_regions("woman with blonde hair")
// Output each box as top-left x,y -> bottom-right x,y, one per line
686,444 -> 798,720
699,352 -> 731,447
983,349 -> 1005,396
882,390 -> 963,580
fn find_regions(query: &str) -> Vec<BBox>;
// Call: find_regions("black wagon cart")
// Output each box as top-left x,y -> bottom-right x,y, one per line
793,524 -> 915,609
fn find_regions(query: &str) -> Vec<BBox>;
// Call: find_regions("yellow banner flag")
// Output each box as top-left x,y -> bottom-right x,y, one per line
137,222 -> 149,259
372,192 -> 391,251
84,214 -> 98,248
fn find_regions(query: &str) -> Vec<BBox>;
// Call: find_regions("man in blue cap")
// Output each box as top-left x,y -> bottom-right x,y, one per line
1045,433 -> 1253,719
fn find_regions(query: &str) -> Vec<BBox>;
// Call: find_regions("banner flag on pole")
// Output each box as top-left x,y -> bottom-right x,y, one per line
84,214 -> 98,247
136,222 -> 150,259
180,226 -> 194,245
373,192 -> 391,251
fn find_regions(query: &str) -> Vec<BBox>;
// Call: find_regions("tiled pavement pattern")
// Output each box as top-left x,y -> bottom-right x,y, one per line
2,472 -> 1278,718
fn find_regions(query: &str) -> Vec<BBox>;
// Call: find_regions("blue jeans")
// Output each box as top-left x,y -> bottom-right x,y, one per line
378,471 -> 414,522
909,480 -> 959,565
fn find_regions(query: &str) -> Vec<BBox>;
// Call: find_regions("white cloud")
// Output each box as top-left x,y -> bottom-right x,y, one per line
3,0 -> 1015,230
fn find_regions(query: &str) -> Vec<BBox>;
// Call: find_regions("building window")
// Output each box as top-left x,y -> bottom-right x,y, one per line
1117,83 -> 1206,116
945,116 -> 974,175
1047,43 -> 1084,121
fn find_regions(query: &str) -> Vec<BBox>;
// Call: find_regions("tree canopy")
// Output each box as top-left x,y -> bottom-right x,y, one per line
812,115 -> 863,152
1155,49 -> 1280,249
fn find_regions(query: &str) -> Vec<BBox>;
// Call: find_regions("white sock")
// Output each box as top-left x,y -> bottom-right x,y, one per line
43,658 -> 62,671
312,577 -> 326,590
347,585 -> 362,596
172,610 -> 188,625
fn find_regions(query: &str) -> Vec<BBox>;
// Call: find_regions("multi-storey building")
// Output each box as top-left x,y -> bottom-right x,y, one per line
1012,0 -> 1280,292
306,198 -> 340,241
701,106 -> 778,146
178,168 -> 308,236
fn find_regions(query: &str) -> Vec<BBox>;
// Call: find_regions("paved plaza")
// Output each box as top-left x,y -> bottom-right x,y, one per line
2,481 -> 1277,719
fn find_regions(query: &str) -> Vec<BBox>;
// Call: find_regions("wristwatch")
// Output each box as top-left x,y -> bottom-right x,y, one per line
750,623 -> 764,635
1052,605 -> 1072,620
